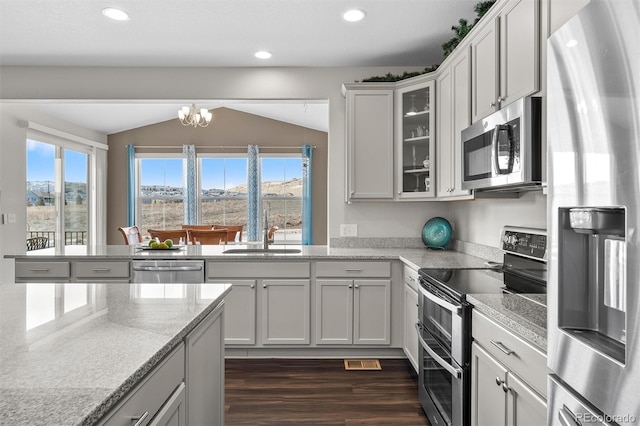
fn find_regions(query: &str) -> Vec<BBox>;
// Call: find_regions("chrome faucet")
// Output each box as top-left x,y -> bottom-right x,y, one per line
263,209 -> 270,250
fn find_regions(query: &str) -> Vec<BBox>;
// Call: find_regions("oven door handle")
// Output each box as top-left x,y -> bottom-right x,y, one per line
416,323 -> 462,379
418,284 -> 460,315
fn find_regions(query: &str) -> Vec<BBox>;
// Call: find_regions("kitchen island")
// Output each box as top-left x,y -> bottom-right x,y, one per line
6,244 -> 493,270
0,281 -> 231,426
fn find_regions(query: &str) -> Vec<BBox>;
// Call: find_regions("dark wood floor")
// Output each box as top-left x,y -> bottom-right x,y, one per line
225,358 -> 430,426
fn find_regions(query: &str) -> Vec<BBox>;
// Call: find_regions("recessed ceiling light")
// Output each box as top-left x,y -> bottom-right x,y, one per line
342,9 -> 366,22
102,7 -> 130,21
255,51 -> 273,59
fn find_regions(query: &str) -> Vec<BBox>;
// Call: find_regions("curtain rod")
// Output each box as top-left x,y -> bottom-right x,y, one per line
132,145 -> 316,150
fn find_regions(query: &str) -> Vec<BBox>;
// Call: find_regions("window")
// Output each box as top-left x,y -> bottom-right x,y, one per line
137,157 -> 185,233
199,156 -> 248,230
26,138 -> 90,249
135,151 -> 305,244
261,156 -> 303,243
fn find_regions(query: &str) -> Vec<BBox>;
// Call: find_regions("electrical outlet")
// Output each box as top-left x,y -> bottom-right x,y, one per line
7,213 -> 16,224
340,224 -> 358,237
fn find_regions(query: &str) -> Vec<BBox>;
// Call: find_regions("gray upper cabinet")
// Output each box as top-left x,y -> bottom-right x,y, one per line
395,78 -> 436,200
343,85 -> 395,201
437,47 -> 473,200
471,0 -> 540,122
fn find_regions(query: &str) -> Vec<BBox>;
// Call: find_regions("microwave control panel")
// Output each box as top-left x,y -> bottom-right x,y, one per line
501,228 -> 547,260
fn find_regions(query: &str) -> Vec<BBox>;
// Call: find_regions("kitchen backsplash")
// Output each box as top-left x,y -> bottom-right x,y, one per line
330,237 -> 503,263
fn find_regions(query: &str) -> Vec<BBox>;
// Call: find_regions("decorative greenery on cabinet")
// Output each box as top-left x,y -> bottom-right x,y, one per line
360,0 -> 497,82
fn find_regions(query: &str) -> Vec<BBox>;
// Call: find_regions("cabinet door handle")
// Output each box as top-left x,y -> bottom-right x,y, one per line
490,340 -> 515,356
490,101 -> 496,108
250,284 -> 255,289
495,377 -> 503,386
497,96 -> 505,104
502,383 -> 510,393
263,284 -> 267,288
131,411 -> 149,426
354,284 -> 359,289
348,284 -> 353,288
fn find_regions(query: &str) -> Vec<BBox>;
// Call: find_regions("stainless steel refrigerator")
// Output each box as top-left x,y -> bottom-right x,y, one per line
547,0 -> 640,425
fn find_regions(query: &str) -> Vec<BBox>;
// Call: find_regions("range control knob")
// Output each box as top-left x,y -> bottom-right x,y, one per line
503,233 -> 519,246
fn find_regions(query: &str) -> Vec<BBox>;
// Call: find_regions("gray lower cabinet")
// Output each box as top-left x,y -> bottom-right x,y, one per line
98,344 -> 186,426
185,302 -> 225,426
315,261 -> 392,346
149,383 -> 186,426
14,259 -> 130,282
261,279 -> 311,344
207,261 -> 311,347
209,280 -> 256,345
315,279 -> 390,345
471,310 -> 547,426
15,260 -> 70,281
403,282 -> 419,372
99,303 -> 225,426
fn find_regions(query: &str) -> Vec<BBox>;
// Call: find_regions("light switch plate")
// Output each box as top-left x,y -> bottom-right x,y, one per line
340,224 -> 358,237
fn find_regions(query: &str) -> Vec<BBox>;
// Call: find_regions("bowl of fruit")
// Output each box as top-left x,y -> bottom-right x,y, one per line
141,239 -> 181,250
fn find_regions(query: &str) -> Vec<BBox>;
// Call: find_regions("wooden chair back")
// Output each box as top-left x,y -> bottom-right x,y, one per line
212,225 -> 244,243
148,229 -> 189,245
181,225 -> 214,230
188,229 -> 228,245
118,226 -> 142,245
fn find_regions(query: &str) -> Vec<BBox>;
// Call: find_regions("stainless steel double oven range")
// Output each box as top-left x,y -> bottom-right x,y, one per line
416,227 -> 547,426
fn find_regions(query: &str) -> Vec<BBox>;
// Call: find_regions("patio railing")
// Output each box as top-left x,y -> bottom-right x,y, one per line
27,231 -> 87,248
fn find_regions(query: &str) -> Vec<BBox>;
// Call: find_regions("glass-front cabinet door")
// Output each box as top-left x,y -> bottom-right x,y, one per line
395,79 -> 436,199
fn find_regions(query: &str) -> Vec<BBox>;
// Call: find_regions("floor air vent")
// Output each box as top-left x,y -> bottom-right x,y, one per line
343,359 -> 382,370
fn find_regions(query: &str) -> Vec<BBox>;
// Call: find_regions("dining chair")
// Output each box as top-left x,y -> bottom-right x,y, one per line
181,224 -> 214,230
188,229 -> 228,245
212,225 -> 244,243
148,229 -> 189,245
117,226 -> 142,245
26,236 -> 49,251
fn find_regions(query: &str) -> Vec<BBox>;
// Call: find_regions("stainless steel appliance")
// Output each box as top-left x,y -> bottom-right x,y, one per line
417,227 -> 547,426
132,260 -> 205,283
461,96 -> 542,192
547,0 -> 640,424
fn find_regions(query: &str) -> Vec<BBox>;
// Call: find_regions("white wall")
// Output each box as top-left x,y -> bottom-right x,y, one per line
447,191 -> 547,247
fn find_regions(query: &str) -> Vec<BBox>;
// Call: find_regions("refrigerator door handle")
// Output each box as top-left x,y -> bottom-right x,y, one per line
558,405 -> 581,426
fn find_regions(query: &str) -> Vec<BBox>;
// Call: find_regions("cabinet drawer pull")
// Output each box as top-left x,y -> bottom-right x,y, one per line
92,268 -> 111,272
344,269 -> 363,272
490,340 -> 515,356
29,268 -> 50,272
131,411 -> 149,426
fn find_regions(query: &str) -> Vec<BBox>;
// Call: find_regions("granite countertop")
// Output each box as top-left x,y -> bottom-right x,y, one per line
467,293 -> 547,353
5,244 -> 494,270
0,281 -> 231,426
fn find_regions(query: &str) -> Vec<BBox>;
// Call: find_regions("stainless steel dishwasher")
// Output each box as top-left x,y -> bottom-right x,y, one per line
132,260 -> 205,283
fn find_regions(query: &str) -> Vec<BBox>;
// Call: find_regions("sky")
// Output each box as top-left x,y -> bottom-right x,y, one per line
26,139 -> 87,183
27,140 -> 302,189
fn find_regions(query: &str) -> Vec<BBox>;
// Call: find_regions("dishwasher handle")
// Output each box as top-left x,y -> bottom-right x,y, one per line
132,265 -> 203,272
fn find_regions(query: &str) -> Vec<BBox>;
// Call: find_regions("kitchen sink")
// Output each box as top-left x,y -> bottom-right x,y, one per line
222,248 -> 302,254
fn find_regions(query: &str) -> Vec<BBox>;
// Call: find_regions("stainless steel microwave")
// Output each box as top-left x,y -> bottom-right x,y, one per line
461,96 -> 542,192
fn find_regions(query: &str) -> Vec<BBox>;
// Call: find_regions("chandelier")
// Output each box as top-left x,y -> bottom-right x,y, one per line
178,104 -> 213,128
